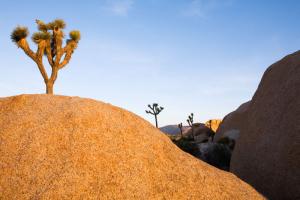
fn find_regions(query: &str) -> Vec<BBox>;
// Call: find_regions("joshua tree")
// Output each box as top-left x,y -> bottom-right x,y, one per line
11,19 -> 81,94
187,113 -> 195,140
178,122 -> 183,138
145,103 -> 164,128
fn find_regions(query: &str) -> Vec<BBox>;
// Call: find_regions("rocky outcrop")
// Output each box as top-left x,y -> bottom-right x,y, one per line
224,51 -> 300,200
0,95 -> 264,199
215,101 -> 250,142
185,123 -> 215,142
205,119 -> 222,132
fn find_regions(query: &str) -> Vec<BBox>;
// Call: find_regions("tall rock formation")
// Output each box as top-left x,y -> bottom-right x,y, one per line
222,51 -> 300,200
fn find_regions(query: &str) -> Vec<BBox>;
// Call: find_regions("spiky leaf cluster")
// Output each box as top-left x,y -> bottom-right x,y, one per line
187,113 -> 194,127
36,20 -> 48,32
12,19 -> 80,46
53,19 -> 66,29
145,103 -> 164,115
11,26 -> 29,43
69,30 -> 81,42
47,19 -> 66,30
36,19 -> 66,32
32,32 -> 51,44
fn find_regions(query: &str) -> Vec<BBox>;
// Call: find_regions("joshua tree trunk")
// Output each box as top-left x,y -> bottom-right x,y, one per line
178,123 -> 183,138
46,81 -> 54,94
191,127 -> 195,140
155,114 -> 158,128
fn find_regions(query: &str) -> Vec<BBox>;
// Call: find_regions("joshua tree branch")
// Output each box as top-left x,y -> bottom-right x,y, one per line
59,41 -> 76,69
58,51 -> 72,69
45,40 -> 53,66
17,39 -> 36,61
52,29 -> 64,66
148,105 -> 153,110
36,61 -> 49,82
20,40 -> 49,82
36,41 -> 46,60
34,41 -> 49,82
51,68 -> 59,83
146,110 -> 155,115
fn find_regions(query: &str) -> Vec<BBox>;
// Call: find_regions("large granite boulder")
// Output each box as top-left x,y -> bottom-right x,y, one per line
185,123 -> 215,142
0,95 -> 264,199
229,51 -> 300,200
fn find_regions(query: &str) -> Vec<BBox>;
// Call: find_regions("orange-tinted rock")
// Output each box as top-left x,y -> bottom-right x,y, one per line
205,119 -> 222,132
0,95 -> 264,199
229,51 -> 300,200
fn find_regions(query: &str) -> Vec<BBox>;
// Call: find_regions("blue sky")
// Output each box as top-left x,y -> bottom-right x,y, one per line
1,0 -> 300,126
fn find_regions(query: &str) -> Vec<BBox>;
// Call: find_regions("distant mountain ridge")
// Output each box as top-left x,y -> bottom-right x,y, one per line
159,125 -> 189,135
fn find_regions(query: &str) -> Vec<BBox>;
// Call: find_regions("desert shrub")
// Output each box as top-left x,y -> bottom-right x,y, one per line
171,137 -> 200,157
204,143 -> 232,171
217,136 -> 236,150
169,135 -> 233,171
202,139 -> 209,143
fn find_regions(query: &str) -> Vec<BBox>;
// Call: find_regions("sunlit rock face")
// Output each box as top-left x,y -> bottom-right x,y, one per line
223,51 -> 300,200
205,119 -> 222,132
0,94 -> 264,199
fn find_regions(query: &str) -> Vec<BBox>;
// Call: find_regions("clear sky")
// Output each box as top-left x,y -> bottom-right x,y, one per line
1,0 -> 299,127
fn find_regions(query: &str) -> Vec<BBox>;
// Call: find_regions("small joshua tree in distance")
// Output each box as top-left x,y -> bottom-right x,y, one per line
187,113 -> 195,140
145,103 -> 164,128
11,19 -> 81,94
178,122 -> 183,138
